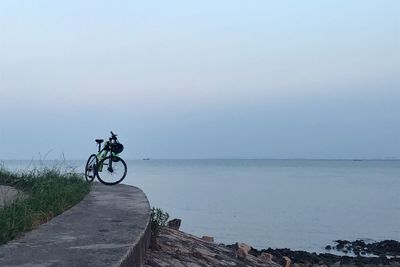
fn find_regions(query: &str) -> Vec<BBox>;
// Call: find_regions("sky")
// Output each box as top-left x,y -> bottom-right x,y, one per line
0,0 -> 399,160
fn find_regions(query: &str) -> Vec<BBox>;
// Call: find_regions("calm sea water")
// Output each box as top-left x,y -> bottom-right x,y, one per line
2,159 -> 400,253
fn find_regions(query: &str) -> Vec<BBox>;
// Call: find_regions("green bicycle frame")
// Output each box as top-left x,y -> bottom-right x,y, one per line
96,143 -> 119,172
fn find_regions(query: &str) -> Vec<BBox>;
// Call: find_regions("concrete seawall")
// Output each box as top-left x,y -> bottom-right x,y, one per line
0,183 -> 151,267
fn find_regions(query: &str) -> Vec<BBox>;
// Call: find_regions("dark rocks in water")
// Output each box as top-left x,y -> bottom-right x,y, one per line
370,240 -> 400,256
330,239 -> 400,257
249,247 -> 330,266
229,239 -> 400,266
334,240 -> 350,250
246,245 -> 400,267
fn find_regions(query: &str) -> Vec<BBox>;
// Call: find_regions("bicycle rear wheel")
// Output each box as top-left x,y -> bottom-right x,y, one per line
97,156 -> 127,185
85,154 -> 98,182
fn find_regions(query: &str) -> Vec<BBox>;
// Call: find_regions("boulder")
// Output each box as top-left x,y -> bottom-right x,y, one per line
167,218 -> 181,230
201,236 -> 214,242
233,242 -> 252,260
283,256 -> 292,267
259,252 -> 273,264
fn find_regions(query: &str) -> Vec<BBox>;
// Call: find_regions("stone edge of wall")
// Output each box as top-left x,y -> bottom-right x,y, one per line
117,191 -> 151,267
117,218 -> 151,267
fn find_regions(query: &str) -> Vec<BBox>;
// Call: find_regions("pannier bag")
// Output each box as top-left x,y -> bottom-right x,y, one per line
111,143 -> 124,153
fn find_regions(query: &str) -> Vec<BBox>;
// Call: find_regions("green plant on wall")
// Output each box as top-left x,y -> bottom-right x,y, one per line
150,207 -> 169,250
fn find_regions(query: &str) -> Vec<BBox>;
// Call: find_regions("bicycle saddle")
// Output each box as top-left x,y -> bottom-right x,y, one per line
95,139 -> 104,144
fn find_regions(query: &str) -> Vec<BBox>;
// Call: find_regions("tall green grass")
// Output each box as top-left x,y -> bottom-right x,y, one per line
0,168 -> 90,245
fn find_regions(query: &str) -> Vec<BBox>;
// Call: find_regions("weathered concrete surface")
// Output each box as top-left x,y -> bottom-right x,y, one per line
0,185 -> 21,206
0,183 -> 151,267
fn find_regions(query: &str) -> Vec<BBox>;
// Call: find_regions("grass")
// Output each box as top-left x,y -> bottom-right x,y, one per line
0,167 -> 90,245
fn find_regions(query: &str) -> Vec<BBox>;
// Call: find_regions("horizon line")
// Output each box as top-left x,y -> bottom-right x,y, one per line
1,157 -> 399,161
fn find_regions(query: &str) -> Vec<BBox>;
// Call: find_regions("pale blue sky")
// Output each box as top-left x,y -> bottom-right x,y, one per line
0,0 -> 399,159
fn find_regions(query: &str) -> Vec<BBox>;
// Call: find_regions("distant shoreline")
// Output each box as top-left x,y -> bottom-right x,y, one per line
1,158 -> 400,162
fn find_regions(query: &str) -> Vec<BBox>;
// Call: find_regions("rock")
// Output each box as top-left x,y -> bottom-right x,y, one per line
334,240 -> 350,250
233,242 -> 252,260
283,256 -> 291,267
368,240 -> 400,256
145,228 -> 282,266
147,229 -> 400,267
325,245 -> 331,250
201,236 -> 214,242
238,242 -> 251,253
235,248 -> 247,260
259,252 -> 273,264
167,218 -> 181,230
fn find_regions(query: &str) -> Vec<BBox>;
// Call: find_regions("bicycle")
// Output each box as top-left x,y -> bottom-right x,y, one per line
85,131 -> 127,185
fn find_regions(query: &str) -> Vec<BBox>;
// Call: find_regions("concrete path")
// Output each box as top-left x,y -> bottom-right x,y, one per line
0,185 -> 21,207
0,183 -> 151,267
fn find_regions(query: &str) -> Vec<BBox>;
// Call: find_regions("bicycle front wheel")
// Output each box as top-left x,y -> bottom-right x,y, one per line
97,156 -> 127,185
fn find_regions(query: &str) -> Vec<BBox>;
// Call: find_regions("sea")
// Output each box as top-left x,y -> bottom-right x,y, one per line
1,159 -> 399,253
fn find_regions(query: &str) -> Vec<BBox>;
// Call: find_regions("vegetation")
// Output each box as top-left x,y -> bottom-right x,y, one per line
150,207 -> 169,250
0,167 -> 90,245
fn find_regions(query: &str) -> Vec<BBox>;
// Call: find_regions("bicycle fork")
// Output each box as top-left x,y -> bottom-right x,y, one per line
97,153 -> 116,173
107,157 -> 113,173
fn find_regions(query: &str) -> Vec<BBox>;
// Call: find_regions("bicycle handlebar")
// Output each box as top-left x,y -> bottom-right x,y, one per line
110,131 -> 118,141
